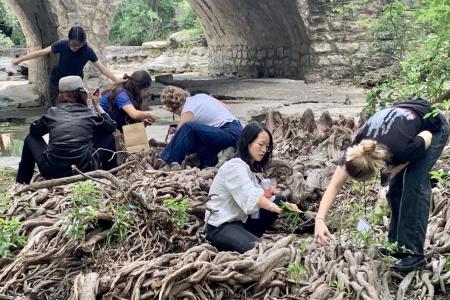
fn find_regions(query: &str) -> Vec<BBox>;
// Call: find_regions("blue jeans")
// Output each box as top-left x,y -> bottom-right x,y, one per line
160,120 -> 243,167
387,115 -> 449,255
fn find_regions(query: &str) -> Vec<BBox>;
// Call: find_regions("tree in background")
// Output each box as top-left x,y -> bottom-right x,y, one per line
109,0 -> 203,46
0,0 -> 25,48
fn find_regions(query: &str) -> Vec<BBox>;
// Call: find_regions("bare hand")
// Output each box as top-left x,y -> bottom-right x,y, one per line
314,219 -> 333,246
145,112 -> 156,123
91,94 -> 100,107
143,118 -> 154,126
286,203 -> 301,213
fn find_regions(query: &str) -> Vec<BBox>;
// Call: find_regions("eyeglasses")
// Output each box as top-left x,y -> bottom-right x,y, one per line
256,142 -> 272,152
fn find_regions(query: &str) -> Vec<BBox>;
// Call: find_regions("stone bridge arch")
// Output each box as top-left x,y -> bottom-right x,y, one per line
5,0 -> 379,104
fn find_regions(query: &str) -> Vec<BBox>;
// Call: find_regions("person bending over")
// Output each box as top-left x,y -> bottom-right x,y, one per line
13,26 -> 119,106
99,70 -> 155,131
205,123 -> 300,253
160,86 -> 243,169
314,98 -> 449,272
16,76 -> 118,184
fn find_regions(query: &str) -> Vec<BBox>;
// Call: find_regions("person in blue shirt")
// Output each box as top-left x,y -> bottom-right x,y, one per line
13,26 -> 119,106
99,70 -> 156,131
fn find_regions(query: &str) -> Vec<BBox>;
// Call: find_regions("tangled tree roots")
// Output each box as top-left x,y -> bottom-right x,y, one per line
1,110 -> 449,299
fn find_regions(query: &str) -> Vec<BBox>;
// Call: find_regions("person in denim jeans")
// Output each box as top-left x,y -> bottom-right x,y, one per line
314,98 -> 449,272
204,123 -> 300,253
160,86 -> 243,168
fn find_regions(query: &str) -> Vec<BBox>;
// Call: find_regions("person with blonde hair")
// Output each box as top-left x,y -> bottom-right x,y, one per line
314,98 -> 449,272
159,85 -> 243,169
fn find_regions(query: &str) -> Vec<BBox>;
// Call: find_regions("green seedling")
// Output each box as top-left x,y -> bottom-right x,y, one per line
0,218 -> 26,258
163,198 -> 190,229
279,201 -> 301,233
287,261 -> 306,285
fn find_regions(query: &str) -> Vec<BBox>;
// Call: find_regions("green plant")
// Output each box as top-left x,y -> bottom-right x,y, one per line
287,261 -> 306,285
0,218 -> 26,258
350,229 -> 375,250
370,204 -> 391,226
279,201 -> 301,233
163,198 -> 190,229
107,204 -> 135,243
445,254 -> 450,271
0,193 -> 12,215
297,239 -> 310,254
330,280 -> 345,293
0,0 -> 25,47
430,169 -> 448,181
0,168 -> 16,194
66,181 -> 101,239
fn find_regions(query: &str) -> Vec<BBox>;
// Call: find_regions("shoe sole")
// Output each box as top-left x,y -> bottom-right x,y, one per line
393,259 -> 426,273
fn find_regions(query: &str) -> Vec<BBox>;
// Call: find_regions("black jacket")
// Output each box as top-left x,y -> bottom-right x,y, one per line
30,103 -> 116,178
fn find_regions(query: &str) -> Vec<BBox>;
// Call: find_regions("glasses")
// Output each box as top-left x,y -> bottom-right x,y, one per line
255,142 -> 272,152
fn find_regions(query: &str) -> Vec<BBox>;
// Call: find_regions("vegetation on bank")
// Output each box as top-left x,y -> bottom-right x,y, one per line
109,0 -> 203,46
333,0 -> 450,116
0,0 -> 25,48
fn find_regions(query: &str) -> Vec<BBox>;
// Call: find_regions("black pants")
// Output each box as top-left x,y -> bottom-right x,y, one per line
387,115 -> 449,256
16,133 -> 117,184
205,195 -> 284,253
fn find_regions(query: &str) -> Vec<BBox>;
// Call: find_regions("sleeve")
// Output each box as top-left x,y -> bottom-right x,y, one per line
181,98 -> 199,116
94,113 -> 117,133
29,115 -> 49,136
87,46 -> 98,63
51,40 -> 65,54
223,162 -> 264,215
116,92 -> 133,110
401,136 -> 427,162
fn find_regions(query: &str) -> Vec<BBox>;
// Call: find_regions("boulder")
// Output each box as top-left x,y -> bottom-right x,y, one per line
142,41 -> 170,58
169,31 -> 190,48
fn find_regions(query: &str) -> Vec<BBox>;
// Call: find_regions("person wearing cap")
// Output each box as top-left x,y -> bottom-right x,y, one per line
16,76 -> 118,184
13,26 -> 119,106
99,70 -> 156,131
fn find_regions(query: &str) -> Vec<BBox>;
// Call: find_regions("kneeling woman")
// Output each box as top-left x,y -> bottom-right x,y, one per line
205,123 -> 300,253
314,98 -> 449,272
160,86 -> 243,167
16,76 -> 118,184
100,70 -> 156,131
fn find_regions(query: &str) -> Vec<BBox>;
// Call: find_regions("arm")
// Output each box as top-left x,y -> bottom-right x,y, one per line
177,112 -> 195,128
122,104 -> 155,123
13,46 -> 52,64
315,165 -> 350,245
93,61 -> 120,83
29,115 -> 50,136
92,94 -> 117,133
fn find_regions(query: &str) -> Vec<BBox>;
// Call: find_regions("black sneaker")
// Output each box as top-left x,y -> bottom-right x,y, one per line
393,255 -> 426,272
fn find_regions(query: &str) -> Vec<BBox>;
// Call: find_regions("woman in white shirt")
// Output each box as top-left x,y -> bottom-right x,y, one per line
160,86 -> 243,168
204,123 -> 300,253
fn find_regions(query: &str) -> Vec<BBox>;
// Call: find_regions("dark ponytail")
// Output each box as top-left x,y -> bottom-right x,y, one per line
68,26 -> 86,43
105,70 -> 152,111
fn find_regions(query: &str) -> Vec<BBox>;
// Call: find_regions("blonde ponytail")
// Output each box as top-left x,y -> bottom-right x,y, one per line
345,139 -> 390,180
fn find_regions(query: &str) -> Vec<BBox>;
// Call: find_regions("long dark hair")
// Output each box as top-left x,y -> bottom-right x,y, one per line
105,70 -> 152,111
68,26 -> 86,43
236,123 -> 273,172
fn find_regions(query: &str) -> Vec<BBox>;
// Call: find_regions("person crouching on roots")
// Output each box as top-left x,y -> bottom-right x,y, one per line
13,26 -> 119,106
16,76 -> 118,184
314,98 -> 449,272
160,86 -> 243,169
204,123 -> 300,253
99,70 -> 156,131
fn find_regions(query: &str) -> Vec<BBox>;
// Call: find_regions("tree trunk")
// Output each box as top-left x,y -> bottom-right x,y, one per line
4,0 -> 59,106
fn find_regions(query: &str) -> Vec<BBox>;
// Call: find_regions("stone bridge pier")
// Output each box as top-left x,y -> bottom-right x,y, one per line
5,0 -> 381,104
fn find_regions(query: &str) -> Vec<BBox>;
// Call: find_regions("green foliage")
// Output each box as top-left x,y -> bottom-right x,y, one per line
287,261 -> 306,285
350,229 -> 375,250
163,198 -> 190,229
0,167 -> 15,194
109,0 -> 203,46
330,280 -> 345,293
66,181 -> 101,239
430,169 -> 448,181
107,204 -> 135,243
279,201 -> 300,233
0,193 -> 12,215
0,0 -> 25,47
0,218 -> 26,258
297,239 -> 310,254
370,204 -> 390,226
361,0 -> 450,115
445,254 -> 450,271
